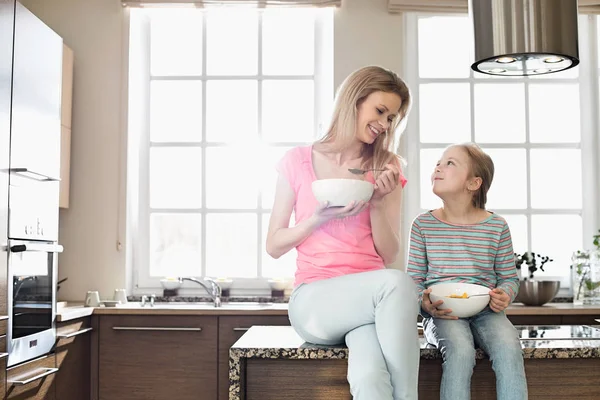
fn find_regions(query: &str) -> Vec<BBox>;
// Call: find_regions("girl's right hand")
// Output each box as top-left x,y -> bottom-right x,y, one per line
421,288 -> 458,320
313,200 -> 369,223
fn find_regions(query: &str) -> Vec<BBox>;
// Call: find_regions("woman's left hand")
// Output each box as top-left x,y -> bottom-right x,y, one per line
489,288 -> 511,312
371,163 -> 400,202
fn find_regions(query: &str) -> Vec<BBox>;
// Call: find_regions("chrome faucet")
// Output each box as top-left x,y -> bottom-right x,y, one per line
180,277 -> 222,307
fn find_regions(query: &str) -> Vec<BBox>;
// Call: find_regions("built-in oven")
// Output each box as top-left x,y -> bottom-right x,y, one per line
7,240 -> 61,367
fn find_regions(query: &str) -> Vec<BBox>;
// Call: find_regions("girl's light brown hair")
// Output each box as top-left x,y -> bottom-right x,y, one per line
453,143 -> 495,209
317,66 -> 411,171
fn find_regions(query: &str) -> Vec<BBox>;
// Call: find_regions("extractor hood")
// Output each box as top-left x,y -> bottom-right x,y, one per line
470,0 -> 580,76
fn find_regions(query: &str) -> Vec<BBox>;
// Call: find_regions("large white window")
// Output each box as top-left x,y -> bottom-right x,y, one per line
128,7 -> 333,294
403,14 -> 600,293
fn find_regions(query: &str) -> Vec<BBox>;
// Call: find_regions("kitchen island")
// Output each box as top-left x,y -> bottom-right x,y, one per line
229,325 -> 600,400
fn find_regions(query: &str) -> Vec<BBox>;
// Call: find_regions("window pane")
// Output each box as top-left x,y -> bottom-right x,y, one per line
149,9 -> 203,76
419,83 -> 470,143
262,80 -> 314,142
150,148 -> 202,209
483,149 -> 527,209
529,84 -> 580,143
474,84 -> 526,143
531,214 -> 582,285
418,16 -> 472,78
150,81 -> 202,143
206,214 -> 257,277
262,213 -> 296,278
150,213 -> 202,277
261,146 -> 292,209
206,80 -> 258,143
262,9 -> 314,75
503,215 -> 528,254
205,147 -> 258,209
206,9 -> 258,75
420,148 -> 444,210
530,149 -> 582,209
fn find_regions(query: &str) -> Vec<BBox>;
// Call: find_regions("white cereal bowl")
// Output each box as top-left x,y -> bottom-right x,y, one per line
214,278 -> 233,290
311,179 -> 374,207
268,279 -> 291,291
429,283 -> 490,318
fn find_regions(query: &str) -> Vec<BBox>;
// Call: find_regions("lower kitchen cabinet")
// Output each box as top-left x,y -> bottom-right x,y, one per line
55,317 -> 92,400
217,315 -> 290,400
5,354 -> 56,400
98,315 -> 218,400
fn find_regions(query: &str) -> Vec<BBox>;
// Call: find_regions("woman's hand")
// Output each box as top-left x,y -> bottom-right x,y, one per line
313,200 -> 369,224
489,288 -> 511,312
421,288 -> 458,320
371,163 -> 400,202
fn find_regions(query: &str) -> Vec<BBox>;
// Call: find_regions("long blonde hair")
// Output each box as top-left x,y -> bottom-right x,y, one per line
318,66 -> 411,171
452,143 -> 495,209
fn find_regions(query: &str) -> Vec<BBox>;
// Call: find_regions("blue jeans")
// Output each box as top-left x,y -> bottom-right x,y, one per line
288,269 -> 420,400
423,308 -> 528,400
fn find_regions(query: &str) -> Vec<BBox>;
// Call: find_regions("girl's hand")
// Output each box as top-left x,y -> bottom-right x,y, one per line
371,163 -> 400,202
313,200 -> 369,224
489,288 -> 511,312
421,288 -> 458,320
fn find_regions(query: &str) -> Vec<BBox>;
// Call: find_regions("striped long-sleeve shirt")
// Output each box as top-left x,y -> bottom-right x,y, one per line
407,211 -> 520,302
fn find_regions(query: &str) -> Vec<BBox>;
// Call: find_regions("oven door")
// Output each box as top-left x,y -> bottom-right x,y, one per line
7,240 -> 62,367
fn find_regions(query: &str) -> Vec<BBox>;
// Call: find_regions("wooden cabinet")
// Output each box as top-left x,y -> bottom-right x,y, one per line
98,315 -> 218,400
55,317 -> 92,400
59,44 -> 73,209
218,316 -> 290,400
5,354 -> 56,400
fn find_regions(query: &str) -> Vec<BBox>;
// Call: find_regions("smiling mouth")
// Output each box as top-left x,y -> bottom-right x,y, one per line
368,125 -> 380,137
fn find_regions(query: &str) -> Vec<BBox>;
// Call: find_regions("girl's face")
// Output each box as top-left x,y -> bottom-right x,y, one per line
431,146 -> 480,200
355,91 -> 402,145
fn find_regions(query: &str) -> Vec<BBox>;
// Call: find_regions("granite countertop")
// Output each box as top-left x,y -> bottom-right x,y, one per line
228,324 -> 600,399
55,295 -> 600,322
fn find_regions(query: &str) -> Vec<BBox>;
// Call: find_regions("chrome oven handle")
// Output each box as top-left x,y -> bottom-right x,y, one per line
57,327 -> 93,339
8,367 -> 59,385
10,243 -> 64,253
112,327 -> 202,332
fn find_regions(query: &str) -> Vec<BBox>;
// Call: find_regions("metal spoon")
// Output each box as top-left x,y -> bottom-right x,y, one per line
348,168 -> 386,175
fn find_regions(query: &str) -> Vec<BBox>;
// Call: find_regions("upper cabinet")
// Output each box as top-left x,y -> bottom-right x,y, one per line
60,44 -> 73,209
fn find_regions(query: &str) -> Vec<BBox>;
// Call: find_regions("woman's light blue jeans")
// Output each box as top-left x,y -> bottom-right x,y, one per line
288,269 -> 420,400
423,308 -> 528,400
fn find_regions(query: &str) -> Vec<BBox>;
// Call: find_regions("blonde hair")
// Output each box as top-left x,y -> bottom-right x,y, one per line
452,143 -> 495,209
318,66 -> 411,171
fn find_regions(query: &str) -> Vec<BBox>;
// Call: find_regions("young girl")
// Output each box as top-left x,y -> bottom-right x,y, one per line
407,143 -> 527,400
266,66 -> 420,400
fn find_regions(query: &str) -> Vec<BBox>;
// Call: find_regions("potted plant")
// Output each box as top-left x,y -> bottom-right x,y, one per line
571,229 -> 600,305
513,252 -> 559,306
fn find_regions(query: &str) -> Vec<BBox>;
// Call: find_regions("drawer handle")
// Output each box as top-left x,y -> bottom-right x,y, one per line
233,327 -> 250,332
0,353 -> 7,359
9,368 -> 59,385
0,315 -> 8,321
112,327 -> 202,332
57,327 -> 93,339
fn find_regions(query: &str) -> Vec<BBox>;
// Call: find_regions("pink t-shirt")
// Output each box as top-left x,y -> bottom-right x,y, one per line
277,145 -> 408,287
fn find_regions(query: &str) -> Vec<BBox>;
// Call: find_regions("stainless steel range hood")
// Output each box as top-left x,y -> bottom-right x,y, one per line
470,0 -> 580,76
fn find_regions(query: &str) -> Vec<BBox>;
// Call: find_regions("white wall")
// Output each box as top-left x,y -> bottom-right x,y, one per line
19,0 -> 406,301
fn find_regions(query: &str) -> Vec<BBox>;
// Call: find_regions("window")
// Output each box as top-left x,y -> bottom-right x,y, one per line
128,7 -> 334,294
403,14 -> 600,292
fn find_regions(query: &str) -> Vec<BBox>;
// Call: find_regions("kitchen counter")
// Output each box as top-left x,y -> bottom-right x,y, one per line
229,325 -> 600,400
56,300 -> 600,322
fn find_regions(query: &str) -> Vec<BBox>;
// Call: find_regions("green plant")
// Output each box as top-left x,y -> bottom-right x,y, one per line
572,229 -> 600,300
514,251 -> 554,280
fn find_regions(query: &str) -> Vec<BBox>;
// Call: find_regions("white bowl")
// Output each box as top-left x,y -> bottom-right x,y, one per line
214,278 -> 233,290
312,179 -> 374,207
160,278 -> 182,290
268,279 -> 290,291
429,283 -> 490,318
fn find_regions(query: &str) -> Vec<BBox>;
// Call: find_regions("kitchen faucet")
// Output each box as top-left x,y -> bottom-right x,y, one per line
181,277 -> 222,307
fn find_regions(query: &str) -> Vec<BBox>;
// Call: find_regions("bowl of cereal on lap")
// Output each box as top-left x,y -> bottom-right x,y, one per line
429,283 -> 490,318
311,179 -> 374,207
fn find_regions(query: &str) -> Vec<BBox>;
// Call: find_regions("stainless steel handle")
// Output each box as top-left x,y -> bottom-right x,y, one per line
8,368 -> 59,385
10,243 -> 64,253
112,326 -> 202,332
233,327 -> 250,332
10,168 -> 60,182
57,327 -> 93,339
0,352 -> 8,359
0,315 -> 8,321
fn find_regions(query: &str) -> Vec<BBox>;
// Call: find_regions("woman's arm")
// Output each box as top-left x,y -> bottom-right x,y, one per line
370,185 -> 402,264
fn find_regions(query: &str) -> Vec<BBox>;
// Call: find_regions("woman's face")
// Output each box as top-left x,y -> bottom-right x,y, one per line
355,91 -> 402,145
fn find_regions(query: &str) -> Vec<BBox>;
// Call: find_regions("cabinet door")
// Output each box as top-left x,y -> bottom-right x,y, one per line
56,318 -> 92,400
6,354 -> 56,400
218,315 -> 290,400
98,315 -> 218,400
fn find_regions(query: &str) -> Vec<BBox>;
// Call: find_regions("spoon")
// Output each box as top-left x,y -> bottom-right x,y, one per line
348,168 -> 386,175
